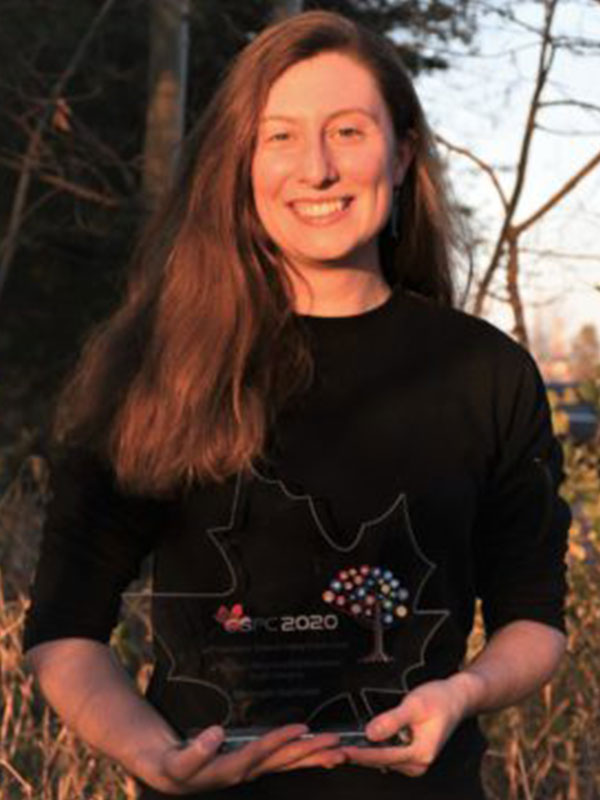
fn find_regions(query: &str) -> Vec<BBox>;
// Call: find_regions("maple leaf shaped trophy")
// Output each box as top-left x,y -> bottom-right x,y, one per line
136,472 -> 447,750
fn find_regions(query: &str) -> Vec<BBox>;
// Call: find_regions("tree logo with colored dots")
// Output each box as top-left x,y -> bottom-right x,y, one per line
322,566 -> 409,663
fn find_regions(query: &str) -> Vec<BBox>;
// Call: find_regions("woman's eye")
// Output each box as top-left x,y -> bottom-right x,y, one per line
267,131 -> 292,142
332,126 -> 363,140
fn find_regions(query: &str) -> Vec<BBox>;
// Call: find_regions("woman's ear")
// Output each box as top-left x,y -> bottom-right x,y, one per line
393,132 -> 416,185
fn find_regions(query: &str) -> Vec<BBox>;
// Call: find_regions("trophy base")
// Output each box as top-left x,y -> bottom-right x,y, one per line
213,725 -> 413,753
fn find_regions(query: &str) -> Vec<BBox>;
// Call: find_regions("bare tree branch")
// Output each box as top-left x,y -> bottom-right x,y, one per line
506,233 -> 529,347
534,124 -> 600,137
0,156 -> 122,208
474,0 -> 546,37
514,148 -> 600,234
436,133 -> 508,209
519,247 -> 600,262
553,34 -> 600,52
540,99 -> 600,114
0,0 -> 117,303
473,0 -> 559,318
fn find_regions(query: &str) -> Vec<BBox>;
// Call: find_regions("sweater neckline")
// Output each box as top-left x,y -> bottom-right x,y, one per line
295,284 -> 401,327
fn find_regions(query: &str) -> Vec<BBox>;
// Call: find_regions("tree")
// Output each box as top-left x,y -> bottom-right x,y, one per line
322,565 -> 410,663
0,0 -> 480,440
271,0 -> 304,22
435,0 -> 600,347
570,323 -> 600,382
142,0 -> 190,211
0,0 -> 118,302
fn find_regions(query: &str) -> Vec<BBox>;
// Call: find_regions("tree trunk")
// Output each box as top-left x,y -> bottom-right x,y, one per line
506,233 -> 529,348
361,601 -> 392,663
142,0 -> 190,212
271,0 -> 304,23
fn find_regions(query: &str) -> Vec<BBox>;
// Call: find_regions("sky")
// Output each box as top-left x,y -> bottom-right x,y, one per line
411,0 -> 600,347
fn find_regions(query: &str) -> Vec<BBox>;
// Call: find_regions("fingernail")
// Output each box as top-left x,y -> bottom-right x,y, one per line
202,725 -> 224,745
368,722 -> 389,741
396,725 -> 414,746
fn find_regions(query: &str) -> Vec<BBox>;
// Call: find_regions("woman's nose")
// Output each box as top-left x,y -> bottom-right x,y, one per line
298,136 -> 338,186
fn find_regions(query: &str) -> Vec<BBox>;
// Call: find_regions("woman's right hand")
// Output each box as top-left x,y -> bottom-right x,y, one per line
148,723 -> 345,794
26,639 -> 344,794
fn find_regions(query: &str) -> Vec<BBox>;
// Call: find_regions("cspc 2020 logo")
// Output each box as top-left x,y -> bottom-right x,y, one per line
214,604 -> 339,634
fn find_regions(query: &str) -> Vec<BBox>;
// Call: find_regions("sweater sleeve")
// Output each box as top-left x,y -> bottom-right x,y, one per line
23,447 -> 165,651
473,349 -> 571,637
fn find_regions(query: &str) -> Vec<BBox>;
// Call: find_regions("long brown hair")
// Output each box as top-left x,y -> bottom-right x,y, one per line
55,10 -> 457,494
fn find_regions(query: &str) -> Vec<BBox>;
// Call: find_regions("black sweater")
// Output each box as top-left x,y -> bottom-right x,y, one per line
24,288 -> 570,799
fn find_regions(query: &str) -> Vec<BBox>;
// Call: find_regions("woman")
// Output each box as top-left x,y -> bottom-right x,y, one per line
24,10 -> 570,800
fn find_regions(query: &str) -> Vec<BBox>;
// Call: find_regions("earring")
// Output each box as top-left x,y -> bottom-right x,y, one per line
390,186 -> 402,241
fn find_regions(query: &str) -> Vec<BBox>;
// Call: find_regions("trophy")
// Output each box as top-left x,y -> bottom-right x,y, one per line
142,469 -> 448,751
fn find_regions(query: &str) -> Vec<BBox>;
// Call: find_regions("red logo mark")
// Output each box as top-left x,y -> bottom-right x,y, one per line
214,603 -> 250,632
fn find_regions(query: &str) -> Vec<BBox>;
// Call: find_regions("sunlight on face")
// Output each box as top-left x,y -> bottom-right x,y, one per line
251,52 -> 411,275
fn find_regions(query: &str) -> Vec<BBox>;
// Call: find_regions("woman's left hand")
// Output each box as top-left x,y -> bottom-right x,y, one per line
342,676 -> 473,777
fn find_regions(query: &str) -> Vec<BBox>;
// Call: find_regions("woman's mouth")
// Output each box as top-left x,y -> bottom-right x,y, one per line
289,197 -> 353,224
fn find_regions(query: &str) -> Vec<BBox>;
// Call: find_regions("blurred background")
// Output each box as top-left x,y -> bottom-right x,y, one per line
0,1 -> 598,798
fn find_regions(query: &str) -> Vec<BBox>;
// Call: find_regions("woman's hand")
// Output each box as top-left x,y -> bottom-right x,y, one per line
146,723 -> 346,794
26,640 -> 346,795
343,623 -> 567,779
341,677 -> 471,778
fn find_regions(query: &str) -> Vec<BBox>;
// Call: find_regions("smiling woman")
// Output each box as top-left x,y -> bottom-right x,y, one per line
251,52 -> 413,314
43,9 -> 455,492
23,10 -> 569,800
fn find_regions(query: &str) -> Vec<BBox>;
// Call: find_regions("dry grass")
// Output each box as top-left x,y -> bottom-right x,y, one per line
1,409 -> 599,798
0,582 -> 139,799
478,422 -> 600,799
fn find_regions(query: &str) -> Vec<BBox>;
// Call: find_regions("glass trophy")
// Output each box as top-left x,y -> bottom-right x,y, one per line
134,470 -> 447,751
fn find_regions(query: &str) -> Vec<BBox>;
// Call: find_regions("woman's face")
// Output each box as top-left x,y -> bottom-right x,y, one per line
251,51 -> 412,274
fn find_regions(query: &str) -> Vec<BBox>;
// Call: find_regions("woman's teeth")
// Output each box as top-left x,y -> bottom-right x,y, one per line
292,198 -> 350,218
